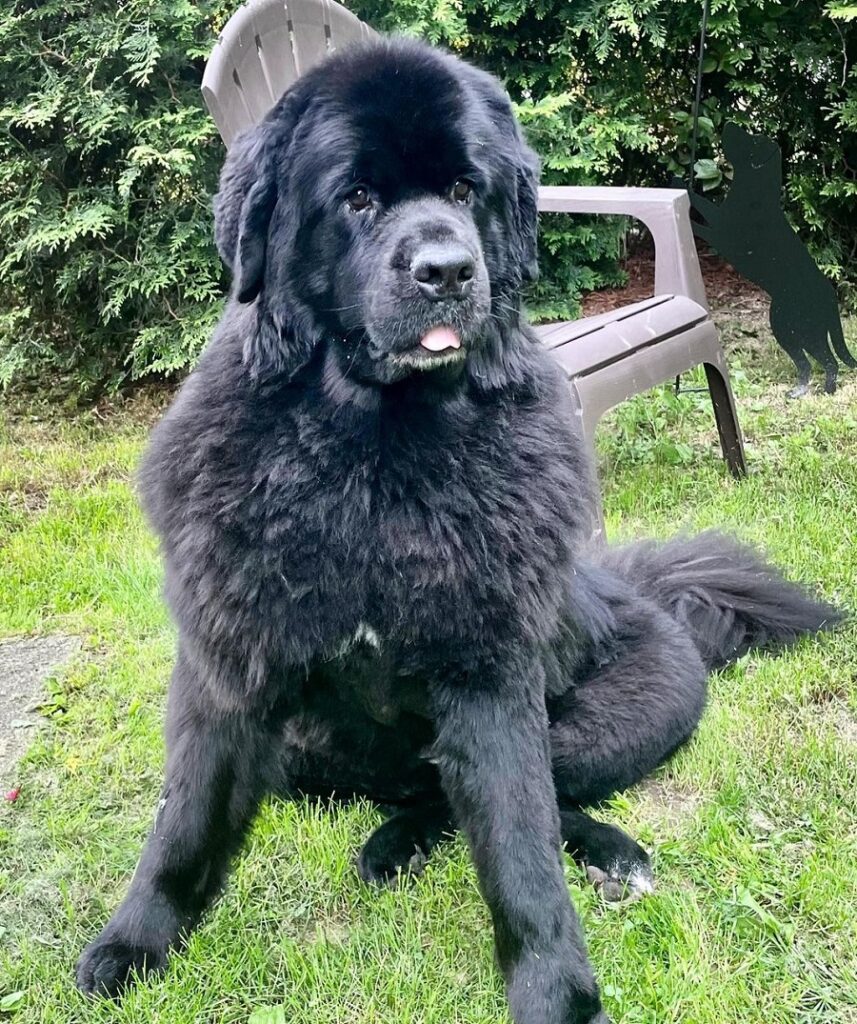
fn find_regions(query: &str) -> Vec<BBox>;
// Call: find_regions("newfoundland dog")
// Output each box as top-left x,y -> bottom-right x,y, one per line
76,37 -> 841,1024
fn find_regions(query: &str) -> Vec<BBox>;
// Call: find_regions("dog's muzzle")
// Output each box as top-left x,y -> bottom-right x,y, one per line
364,199 -> 490,367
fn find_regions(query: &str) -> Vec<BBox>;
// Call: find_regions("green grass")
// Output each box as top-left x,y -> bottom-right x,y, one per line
1,330 -> 856,1024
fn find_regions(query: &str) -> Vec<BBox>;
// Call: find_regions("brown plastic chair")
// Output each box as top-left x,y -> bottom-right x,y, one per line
201,0 -> 747,526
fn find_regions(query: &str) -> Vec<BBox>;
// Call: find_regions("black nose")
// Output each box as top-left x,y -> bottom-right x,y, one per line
411,244 -> 475,301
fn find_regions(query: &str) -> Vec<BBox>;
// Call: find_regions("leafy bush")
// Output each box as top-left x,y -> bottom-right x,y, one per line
0,1 -> 231,396
0,0 -> 854,395
353,0 -> 857,309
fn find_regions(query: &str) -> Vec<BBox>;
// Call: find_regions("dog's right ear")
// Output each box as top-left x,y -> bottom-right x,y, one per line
213,90 -> 305,304
213,124 -> 276,303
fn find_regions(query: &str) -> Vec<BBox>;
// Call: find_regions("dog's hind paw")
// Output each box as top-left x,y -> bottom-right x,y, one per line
585,858 -> 655,903
357,838 -> 428,887
561,810 -> 655,903
76,937 -> 167,998
356,817 -> 431,887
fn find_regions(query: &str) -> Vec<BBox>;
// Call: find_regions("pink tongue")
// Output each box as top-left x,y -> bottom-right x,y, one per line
420,326 -> 461,352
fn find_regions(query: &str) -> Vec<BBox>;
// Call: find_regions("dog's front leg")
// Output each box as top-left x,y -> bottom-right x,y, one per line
430,655 -> 609,1024
76,647 -> 274,997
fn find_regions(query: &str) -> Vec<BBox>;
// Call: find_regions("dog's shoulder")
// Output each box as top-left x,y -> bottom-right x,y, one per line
138,304 -> 264,534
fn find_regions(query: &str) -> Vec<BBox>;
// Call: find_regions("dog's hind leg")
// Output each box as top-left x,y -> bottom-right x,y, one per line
786,349 -> 812,398
769,306 -> 814,398
357,799 -> 452,886
550,602 -> 706,806
550,599 -> 707,898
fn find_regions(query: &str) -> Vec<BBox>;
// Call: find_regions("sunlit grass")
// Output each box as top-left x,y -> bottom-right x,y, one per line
1,330 -> 855,1023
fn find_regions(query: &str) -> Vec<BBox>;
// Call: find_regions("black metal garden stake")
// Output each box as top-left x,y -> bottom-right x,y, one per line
686,3 -> 856,396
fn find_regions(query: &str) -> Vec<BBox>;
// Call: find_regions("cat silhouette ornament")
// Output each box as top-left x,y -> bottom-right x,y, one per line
690,122 -> 855,396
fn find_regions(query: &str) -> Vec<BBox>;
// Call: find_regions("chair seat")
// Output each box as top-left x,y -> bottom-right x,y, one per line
535,294 -> 709,378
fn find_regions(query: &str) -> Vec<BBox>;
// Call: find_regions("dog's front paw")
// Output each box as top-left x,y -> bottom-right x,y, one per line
76,936 -> 168,998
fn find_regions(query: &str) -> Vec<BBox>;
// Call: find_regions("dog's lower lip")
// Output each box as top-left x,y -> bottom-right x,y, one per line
390,346 -> 467,368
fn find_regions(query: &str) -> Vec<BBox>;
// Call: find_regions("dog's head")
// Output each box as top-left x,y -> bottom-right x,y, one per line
213,38 -> 540,385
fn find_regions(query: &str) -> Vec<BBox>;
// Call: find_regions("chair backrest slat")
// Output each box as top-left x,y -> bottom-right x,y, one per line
202,42 -> 258,147
287,0 -> 329,75
251,2 -> 299,113
321,0 -> 367,49
202,0 -> 373,147
231,20 -> 279,123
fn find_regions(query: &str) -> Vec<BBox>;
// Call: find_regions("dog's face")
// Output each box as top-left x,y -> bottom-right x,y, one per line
213,39 -> 540,384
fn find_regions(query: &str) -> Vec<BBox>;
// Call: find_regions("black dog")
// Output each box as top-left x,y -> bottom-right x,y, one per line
76,38 -> 841,1024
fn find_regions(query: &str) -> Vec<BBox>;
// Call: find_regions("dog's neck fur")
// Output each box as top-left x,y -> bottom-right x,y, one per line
250,294 -> 536,415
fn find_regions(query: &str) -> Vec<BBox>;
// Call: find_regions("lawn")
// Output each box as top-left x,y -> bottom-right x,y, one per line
0,325 -> 855,1024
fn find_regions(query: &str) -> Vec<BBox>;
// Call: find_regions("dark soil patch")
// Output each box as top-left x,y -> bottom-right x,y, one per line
580,244 -> 769,319
831,705 -> 857,747
0,485 -> 50,516
633,777 -> 704,831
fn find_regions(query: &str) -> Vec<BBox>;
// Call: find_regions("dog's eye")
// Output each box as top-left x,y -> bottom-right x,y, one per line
451,179 -> 473,203
346,186 -> 372,212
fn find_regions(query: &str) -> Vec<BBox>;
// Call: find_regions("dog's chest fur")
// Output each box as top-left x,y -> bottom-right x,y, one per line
142,338 -> 593,692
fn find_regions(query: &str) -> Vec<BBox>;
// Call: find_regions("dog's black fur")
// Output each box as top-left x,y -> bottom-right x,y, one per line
76,38 -> 843,1023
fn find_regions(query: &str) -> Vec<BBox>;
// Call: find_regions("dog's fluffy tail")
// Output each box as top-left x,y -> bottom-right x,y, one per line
593,531 -> 845,671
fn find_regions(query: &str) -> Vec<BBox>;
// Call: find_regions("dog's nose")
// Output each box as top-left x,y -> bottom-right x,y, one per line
411,245 -> 475,301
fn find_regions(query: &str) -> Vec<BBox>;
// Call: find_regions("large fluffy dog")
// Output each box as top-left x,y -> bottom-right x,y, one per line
76,38 -> 841,1023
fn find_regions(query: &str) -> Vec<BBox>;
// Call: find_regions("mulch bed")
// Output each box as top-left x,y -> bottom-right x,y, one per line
580,244 -> 769,319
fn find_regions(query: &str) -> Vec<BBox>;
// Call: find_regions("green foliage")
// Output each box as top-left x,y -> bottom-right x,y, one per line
601,371 -> 712,469
0,1 -> 232,396
352,0 -> 857,308
0,0 -> 854,394
827,4 -> 857,22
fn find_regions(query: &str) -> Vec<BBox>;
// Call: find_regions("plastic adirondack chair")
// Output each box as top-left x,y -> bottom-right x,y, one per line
202,0 -> 747,525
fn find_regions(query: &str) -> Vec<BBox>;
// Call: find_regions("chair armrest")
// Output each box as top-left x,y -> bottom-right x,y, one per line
537,186 -> 708,309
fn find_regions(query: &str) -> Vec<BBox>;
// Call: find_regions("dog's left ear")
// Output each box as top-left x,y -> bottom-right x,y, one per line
514,129 -> 541,284
466,69 -> 540,286
233,161 -> 277,304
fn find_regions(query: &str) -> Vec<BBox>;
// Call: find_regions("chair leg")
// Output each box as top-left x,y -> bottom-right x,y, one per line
703,360 -> 747,478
